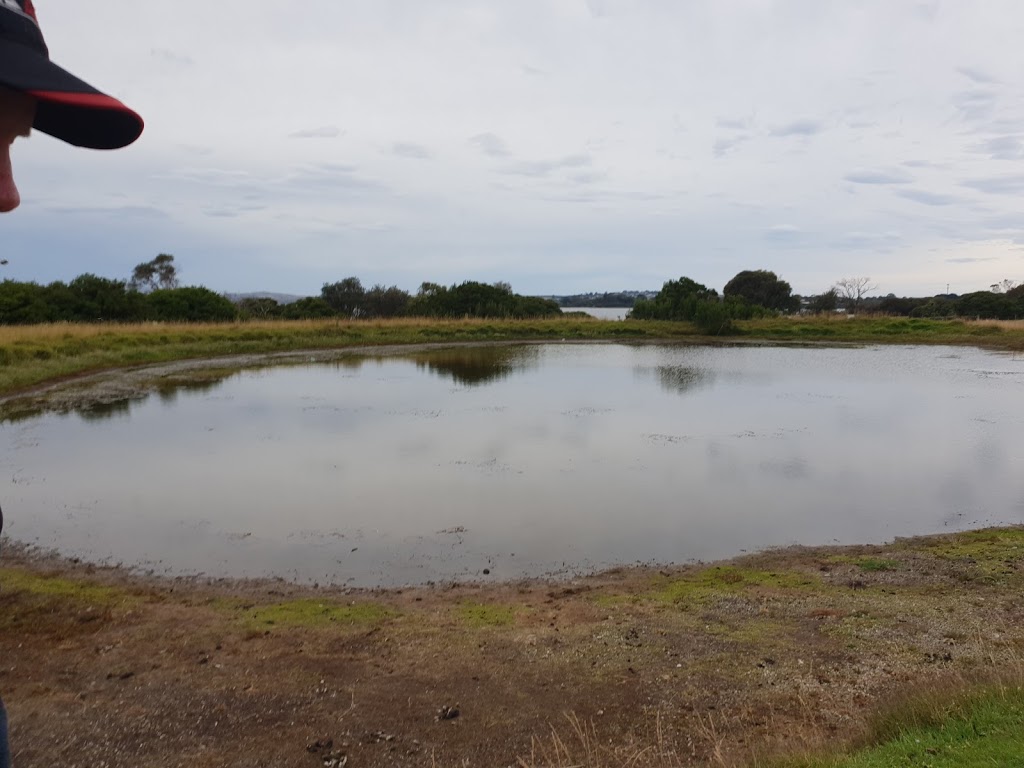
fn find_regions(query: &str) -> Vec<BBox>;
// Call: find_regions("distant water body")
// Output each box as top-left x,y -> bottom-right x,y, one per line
566,306 -> 630,320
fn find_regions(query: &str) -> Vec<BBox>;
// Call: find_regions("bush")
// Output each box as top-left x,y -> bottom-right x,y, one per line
145,287 -> 238,322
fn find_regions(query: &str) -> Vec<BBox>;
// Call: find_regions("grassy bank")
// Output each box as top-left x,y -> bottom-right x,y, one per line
1,315 -> 1023,399
741,315 -> 1024,348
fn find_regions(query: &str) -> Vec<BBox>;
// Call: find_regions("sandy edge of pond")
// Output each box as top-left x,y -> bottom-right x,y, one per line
3,526 -> 1023,768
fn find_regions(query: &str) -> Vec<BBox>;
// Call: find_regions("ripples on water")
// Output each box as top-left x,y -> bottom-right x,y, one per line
2,344 -> 1022,586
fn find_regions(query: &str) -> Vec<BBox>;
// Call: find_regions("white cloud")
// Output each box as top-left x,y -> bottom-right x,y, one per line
289,126 -> 342,140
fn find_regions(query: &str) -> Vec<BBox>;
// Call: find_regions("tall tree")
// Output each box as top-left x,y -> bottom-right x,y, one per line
321,277 -> 365,316
130,254 -> 179,292
362,284 -> 411,318
834,276 -> 878,312
629,277 -> 719,321
724,269 -> 796,312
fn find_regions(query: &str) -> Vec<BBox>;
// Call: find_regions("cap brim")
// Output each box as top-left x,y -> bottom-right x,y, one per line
0,40 -> 143,150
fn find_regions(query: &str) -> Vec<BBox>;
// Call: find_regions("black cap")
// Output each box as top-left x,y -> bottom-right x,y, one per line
0,0 -> 143,149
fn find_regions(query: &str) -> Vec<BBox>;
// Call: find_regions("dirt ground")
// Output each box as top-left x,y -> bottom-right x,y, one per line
2,527 -> 1023,768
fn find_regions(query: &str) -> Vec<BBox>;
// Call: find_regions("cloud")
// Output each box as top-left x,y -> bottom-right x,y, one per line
176,144 -> 216,156
469,132 -> 511,158
713,135 -> 749,157
717,117 -> 752,130
833,231 -> 903,250
765,224 -> 802,242
44,205 -> 169,219
391,142 -> 432,160
585,0 -> 609,18
957,66 -> 998,85
282,163 -> 385,195
953,89 -> 997,121
896,189 -> 960,206
946,256 -> 998,264
151,48 -> 194,67
158,167 -> 256,187
569,172 -> 608,185
844,168 -> 913,185
288,126 -> 342,140
768,120 -> 824,137
502,154 -> 593,178
973,136 -> 1023,160
962,175 -> 1024,195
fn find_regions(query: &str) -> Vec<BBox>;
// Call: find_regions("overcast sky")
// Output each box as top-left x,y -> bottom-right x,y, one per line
6,0 -> 1024,298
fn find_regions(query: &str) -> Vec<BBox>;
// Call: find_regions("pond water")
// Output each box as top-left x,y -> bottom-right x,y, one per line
2,343 -> 1023,587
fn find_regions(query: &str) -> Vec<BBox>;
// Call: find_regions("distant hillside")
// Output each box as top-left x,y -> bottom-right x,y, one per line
552,291 -> 657,308
224,292 -> 308,305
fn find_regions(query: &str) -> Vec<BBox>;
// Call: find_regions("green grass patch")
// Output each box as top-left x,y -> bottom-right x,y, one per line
0,567 -> 129,605
924,527 -> 1024,561
855,558 -> 899,572
918,528 -> 1024,582
458,601 -> 516,628
654,565 -> 821,604
775,683 -> 1024,767
824,555 -> 900,572
0,567 -> 133,636
230,598 -> 396,628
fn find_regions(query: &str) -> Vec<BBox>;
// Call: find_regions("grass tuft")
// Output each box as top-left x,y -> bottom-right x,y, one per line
854,558 -> 899,572
459,601 -> 516,628
229,598 -> 396,628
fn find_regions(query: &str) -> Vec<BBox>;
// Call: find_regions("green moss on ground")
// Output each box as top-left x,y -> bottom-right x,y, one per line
226,598 -> 396,628
458,601 -> 517,628
654,565 -> 821,604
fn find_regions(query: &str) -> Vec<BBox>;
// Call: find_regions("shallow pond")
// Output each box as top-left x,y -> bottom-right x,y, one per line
2,343 -> 1023,586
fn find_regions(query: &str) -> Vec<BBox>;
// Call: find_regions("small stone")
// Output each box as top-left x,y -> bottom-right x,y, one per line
437,704 -> 460,721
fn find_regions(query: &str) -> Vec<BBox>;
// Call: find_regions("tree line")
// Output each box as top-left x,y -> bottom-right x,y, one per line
632,270 -> 1024,332
245,277 -> 562,320
1,253 -> 1020,326
0,255 -> 562,325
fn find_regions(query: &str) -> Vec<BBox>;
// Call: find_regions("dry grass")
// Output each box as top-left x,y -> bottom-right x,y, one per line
0,317 -> 550,343
517,713 -> 688,768
964,318 -> 1024,332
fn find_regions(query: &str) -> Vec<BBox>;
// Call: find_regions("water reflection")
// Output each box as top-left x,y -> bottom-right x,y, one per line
2,343 -> 1023,587
410,345 -> 541,386
155,377 -> 232,405
637,364 -> 715,395
77,399 -> 137,422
